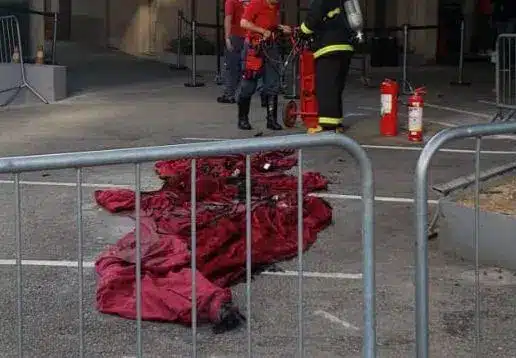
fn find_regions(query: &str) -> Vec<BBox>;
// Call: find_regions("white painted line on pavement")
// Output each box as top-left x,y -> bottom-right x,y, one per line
261,270 -> 362,279
181,138 -> 516,155
424,103 -> 493,119
0,179 -> 131,189
0,259 -> 362,279
478,100 -> 496,106
314,193 -> 439,205
314,310 -> 360,331
359,144 -> 516,154
0,179 -> 439,204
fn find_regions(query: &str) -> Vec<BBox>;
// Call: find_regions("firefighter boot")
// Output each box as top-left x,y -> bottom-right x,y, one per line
266,95 -> 282,130
237,97 -> 252,130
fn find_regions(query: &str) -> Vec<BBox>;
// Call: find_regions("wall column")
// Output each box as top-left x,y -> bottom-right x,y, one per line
29,0 -> 45,58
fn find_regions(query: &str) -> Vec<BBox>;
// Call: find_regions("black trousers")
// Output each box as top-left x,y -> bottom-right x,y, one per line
238,44 -> 281,100
315,51 -> 353,127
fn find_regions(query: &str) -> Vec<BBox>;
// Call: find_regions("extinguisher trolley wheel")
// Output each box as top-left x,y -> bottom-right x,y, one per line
283,100 -> 298,128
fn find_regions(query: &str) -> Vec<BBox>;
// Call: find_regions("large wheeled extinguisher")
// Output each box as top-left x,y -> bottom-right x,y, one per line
407,87 -> 426,142
379,79 -> 399,136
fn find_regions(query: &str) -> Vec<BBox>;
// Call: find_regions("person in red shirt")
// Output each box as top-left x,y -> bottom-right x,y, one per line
217,0 -> 247,104
236,0 -> 291,131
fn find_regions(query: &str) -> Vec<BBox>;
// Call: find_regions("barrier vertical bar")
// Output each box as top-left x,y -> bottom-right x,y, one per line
245,155 -> 252,358
297,149 -> 304,357
14,173 -> 23,357
191,158 -> 198,358
134,163 -> 143,358
451,19 -> 470,86
361,144 -> 376,358
51,12 -> 58,64
76,168 -> 85,358
474,137 -> 481,357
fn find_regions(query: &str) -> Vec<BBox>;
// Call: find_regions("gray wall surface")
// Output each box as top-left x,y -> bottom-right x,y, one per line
0,62 -> 67,105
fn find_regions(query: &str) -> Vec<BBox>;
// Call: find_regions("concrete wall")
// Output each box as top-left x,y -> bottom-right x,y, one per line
395,0 -> 439,61
50,0 -> 442,60
0,63 -> 67,104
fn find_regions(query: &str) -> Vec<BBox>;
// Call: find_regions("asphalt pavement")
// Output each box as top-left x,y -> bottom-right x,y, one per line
0,47 -> 515,357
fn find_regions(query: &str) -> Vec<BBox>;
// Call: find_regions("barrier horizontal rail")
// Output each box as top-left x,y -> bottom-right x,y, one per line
414,121 -> 516,358
1,133 -> 377,358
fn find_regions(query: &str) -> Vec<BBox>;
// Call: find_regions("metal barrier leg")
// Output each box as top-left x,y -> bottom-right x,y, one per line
245,155 -> 252,357
297,150 -> 304,356
191,158 -> 198,357
14,173 -> 23,357
76,169 -> 85,357
473,137 -> 481,357
134,163 -> 143,357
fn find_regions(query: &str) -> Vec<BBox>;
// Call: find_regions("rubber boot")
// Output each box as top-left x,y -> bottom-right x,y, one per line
237,97 -> 252,130
266,95 -> 282,130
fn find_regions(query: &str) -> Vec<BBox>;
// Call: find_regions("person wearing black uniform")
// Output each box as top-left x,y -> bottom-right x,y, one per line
300,1 -> 355,133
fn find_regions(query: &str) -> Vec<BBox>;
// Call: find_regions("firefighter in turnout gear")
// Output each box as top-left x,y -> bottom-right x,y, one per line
237,0 -> 291,131
299,0 -> 357,133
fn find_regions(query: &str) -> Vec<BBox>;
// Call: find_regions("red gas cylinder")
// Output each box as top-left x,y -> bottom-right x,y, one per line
407,87 -> 426,142
380,79 -> 399,136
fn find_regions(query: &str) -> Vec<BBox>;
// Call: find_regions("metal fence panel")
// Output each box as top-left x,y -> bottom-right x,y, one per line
414,121 -> 516,358
494,34 -> 516,121
0,14 -> 47,105
0,133 -> 376,358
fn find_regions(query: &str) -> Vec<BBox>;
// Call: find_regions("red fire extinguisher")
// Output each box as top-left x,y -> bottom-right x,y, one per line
407,87 -> 426,142
380,79 -> 399,136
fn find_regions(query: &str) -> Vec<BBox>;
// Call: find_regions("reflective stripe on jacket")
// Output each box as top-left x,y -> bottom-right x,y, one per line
300,0 -> 354,59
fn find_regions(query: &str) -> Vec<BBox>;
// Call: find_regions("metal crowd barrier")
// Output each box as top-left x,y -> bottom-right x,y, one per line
0,15 -> 47,106
0,6 -> 58,65
377,22 -> 468,94
414,121 -> 516,358
173,8 -> 224,87
0,133 -> 377,358
492,34 -> 516,122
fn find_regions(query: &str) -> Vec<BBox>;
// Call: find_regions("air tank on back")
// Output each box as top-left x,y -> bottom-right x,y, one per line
343,0 -> 365,43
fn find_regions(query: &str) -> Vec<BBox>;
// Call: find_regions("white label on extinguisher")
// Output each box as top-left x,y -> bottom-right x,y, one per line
381,94 -> 392,115
408,105 -> 423,131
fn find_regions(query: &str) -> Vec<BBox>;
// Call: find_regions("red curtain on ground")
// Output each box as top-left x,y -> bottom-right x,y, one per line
94,150 -> 333,327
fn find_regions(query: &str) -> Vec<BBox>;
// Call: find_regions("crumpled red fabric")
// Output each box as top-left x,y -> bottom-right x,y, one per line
94,150 -> 333,327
